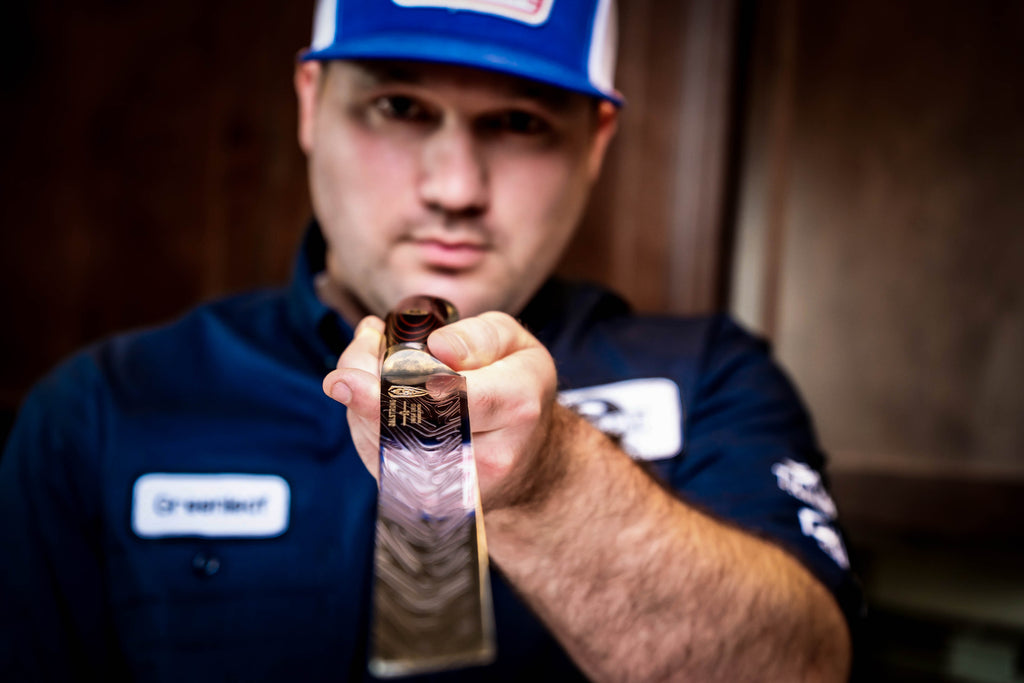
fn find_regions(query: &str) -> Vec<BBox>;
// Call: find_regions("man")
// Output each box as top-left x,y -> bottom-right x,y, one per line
1,0 -> 858,680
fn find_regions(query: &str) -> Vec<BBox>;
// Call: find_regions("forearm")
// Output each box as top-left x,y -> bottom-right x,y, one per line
484,406 -> 851,682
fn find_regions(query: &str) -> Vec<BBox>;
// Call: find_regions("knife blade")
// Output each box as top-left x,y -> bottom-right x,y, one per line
369,295 -> 495,677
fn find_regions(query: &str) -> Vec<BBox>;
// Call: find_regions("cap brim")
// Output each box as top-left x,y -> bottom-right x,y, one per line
301,33 -> 623,106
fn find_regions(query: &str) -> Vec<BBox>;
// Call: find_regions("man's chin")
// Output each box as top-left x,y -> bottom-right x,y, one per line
387,281 -> 506,320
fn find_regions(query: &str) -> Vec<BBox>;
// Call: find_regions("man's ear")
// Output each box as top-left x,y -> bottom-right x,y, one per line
586,100 -> 619,182
295,60 -> 323,154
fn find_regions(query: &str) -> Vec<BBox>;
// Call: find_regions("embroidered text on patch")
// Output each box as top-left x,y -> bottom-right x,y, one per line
771,459 -> 850,569
392,0 -> 555,26
770,458 -> 838,518
132,473 -> 290,539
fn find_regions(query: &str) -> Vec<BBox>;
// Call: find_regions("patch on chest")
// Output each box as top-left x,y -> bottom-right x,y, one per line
558,378 -> 683,461
131,473 -> 290,539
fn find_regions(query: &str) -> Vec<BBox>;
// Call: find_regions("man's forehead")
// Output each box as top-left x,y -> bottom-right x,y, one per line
334,59 -> 583,109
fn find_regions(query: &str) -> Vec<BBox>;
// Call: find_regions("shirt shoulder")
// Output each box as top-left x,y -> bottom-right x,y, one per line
3,286 -> 325,472
529,279 -> 752,401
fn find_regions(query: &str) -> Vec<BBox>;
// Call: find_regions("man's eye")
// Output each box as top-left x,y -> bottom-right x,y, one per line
373,96 -> 432,123
482,110 -> 551,136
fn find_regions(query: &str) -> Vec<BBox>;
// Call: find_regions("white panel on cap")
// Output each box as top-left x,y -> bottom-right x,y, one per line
587,0 -> 617,96
392,0 -> 555,26
311,0 -> 338,50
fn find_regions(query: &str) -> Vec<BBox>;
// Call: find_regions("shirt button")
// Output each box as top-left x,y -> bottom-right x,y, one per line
191,551 -> 221,578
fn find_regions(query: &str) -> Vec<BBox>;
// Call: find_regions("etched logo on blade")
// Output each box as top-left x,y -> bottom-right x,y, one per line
389,386 -> 429,398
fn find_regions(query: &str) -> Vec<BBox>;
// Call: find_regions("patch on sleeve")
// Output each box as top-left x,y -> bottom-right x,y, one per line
132,473 -> 290,539
771,459 -> 849,569
392,0 -> 555,26
558,378 -> 683,461
798,508 -> 850,570
771,458 -> 838,517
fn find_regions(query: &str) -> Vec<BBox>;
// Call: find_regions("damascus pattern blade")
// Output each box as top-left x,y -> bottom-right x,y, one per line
369,297 -> 495,678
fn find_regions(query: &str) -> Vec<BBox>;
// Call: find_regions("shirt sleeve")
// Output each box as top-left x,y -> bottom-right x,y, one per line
0,353 -> 123,680
664,316 -> 864,629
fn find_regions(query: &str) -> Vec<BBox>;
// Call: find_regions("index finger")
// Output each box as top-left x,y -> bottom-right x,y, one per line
337,316 -> 385,375
322,316 -> 385,405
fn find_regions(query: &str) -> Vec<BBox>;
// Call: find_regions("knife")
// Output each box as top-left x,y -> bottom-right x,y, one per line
369,295 -> 495,677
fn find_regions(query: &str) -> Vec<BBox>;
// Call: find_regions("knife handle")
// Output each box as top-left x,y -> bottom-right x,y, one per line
384,296 -> 459,348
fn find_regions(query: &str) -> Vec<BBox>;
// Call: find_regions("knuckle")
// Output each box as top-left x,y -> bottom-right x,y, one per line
478,311 -> 526,351
473,387 -> 502,418
478,310 -> 509,331
455,314 -> 506,356
510,392 -> 544,426
478,310 -> 516,327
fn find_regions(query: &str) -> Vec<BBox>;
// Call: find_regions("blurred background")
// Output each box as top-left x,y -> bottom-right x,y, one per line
2,1 -> 1022,680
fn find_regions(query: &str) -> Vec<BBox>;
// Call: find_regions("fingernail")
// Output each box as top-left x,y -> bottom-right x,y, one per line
330,381 -> 352,404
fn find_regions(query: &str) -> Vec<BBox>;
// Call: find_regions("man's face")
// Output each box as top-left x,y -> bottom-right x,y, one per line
295,59 -> 617,321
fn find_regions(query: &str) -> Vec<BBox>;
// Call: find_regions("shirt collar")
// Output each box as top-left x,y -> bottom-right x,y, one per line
286,220 -> 354,368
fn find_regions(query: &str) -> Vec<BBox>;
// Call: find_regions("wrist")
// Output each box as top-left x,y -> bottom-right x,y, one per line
483,404 -> 617,553
483,402 -> 576,514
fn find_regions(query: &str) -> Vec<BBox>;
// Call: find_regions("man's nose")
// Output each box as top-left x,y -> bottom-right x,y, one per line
418,121 -> 489,217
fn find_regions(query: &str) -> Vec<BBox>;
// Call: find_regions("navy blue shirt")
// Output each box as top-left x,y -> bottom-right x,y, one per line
1,225 -> 859,681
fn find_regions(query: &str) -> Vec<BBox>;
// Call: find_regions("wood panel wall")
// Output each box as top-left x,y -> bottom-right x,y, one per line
732,0 -> 1024,516
730,6 -> 1024,670
561,0 -> 738,316
0,2 -> 314,413
730,2 -> 1024,650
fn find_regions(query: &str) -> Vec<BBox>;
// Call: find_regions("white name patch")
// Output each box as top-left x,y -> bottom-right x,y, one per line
392,0 -> 555,26
132,473 -> 290,539
558,378 -> 683,461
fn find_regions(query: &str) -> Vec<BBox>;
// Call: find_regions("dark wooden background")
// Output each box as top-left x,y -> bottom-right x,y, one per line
3,1 -> 1023,679
729,2 -> 1024,678
0,2 -> 312,413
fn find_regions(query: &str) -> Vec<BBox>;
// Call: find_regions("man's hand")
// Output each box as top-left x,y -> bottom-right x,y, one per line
322,311 -> 852,682
322,311 -> 563,510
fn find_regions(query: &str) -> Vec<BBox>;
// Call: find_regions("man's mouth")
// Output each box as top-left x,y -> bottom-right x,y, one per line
409,237 -> 489,271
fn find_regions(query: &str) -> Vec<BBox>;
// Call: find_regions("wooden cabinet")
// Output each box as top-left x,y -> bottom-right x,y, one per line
731,0 -> 1024,531
730,1 -> 1024,677
0,2 -> 312,410
560,0 -> 738,316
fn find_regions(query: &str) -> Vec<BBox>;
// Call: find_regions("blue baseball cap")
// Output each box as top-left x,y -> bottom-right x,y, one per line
301,0 -> 622,105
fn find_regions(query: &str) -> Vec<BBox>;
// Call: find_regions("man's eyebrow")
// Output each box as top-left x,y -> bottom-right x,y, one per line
345,59 -> 584,115
508,81 -> 577,111
350,60 -> 423,86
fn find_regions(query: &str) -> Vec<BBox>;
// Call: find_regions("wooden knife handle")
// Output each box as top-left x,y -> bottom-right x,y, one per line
384,296 -> 459,347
